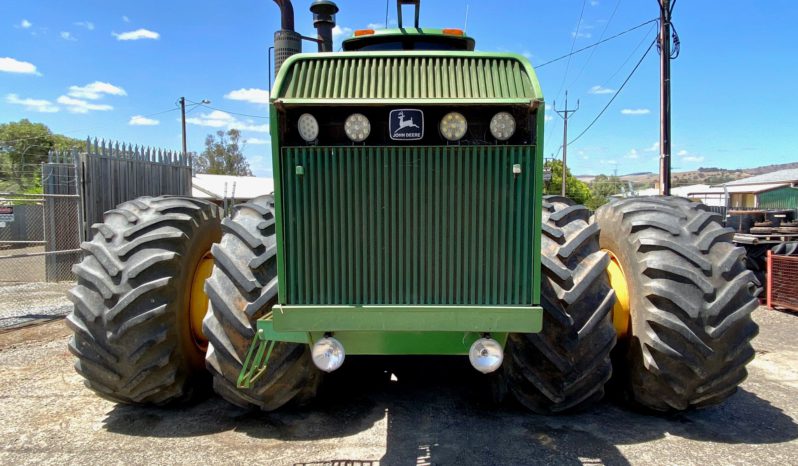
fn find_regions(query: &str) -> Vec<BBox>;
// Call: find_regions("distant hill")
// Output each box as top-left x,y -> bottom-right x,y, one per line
577,161 -> 798,188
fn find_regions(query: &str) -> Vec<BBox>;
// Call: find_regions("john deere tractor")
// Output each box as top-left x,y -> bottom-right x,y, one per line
67,0 -> 758,414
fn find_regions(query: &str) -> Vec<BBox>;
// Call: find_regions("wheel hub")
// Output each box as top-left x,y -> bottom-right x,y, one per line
189,252 -> 214,350
604,249 -> 631,339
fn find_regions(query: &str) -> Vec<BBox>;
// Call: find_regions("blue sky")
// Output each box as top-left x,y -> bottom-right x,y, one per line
2,0 -> 796,177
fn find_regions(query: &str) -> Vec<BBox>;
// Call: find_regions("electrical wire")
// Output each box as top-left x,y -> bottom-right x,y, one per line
568,0 -> 623,88
0,106 -> 180,145
567,38 -> 657,147
536,18 -> 659,68
187,100 -> 269,120
554,0 -> 588,103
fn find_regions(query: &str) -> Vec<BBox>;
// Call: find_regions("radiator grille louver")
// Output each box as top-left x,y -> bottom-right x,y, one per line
277,56 -> 536,101
280,146 -> 535,305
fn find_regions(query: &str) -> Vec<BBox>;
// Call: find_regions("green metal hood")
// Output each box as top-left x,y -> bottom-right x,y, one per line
271,51 -> 543,105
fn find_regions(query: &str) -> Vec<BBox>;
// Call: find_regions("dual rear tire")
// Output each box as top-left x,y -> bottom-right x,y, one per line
69,195 -> 758,414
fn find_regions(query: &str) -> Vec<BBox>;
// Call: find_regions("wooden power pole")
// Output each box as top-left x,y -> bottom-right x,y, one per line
554,91 -> 579,197
658,0 -> 672,195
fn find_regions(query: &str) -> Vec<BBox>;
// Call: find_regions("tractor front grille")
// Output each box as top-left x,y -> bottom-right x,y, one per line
280,145 -> 536,305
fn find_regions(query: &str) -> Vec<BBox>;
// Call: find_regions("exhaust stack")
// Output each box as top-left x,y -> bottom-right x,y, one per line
310,0 -> 338,53
273,0 -> 301,76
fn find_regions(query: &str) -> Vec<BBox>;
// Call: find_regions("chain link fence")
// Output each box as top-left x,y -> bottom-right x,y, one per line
0,193 -> 80,328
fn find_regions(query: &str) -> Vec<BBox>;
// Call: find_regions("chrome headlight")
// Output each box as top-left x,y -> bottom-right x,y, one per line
344,113 -> 370,142
440,112 -> 468,142
297,113 -> 319,142
489,112 -> 516,141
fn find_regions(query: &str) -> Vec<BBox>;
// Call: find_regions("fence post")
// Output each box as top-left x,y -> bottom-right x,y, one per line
766,249 -> 772,309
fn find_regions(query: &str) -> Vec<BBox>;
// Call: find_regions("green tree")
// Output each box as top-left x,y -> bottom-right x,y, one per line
0,119 -> 81,192
194,129 -> 253,176
543,159 -> 591,205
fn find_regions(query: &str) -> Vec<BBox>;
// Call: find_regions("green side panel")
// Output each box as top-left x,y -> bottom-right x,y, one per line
272,305 -> 543,333
759,186 -> 798,210
280,145 -> 537,306
308,331 -> 509,355
272,52 -> 539,103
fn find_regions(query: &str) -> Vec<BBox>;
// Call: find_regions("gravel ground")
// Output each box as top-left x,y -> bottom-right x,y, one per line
0,307 -> 796,465
0,281 -> 72,328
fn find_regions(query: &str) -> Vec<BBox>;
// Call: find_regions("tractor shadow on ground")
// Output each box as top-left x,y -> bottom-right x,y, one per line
103,356 -> 798,465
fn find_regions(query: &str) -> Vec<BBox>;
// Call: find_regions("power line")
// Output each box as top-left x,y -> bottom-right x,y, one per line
537,18 -> 658,68
568,0 -> 623,88
188,100 -> 269,120
0,106 -> 180,145
567,38 -> 657,147
554,0 -> 588,103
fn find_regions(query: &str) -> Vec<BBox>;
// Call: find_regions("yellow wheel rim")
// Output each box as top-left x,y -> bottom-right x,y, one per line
604,249 -> 631,339
189,252 -> 214,351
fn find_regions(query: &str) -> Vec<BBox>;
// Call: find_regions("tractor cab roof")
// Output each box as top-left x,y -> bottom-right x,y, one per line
342,28 -> 475,52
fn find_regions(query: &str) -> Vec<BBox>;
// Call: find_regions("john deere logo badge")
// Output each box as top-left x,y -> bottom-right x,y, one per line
389,109 -> 424,141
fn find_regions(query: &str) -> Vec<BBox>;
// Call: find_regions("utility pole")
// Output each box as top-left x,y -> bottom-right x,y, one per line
554,91 -> 579,197
658,0 -> 672,195
179,97 -> 187,157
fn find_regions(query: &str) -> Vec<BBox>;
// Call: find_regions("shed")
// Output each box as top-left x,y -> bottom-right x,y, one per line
191,174 -> 274,202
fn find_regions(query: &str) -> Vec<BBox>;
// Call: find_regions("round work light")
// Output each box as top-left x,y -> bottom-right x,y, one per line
490,112 -> 516,141
312,336 -> 346,372
439,112 -> 468,142
468,337 -> 504,374
297,113 -> 319,142
344,113 -> 371,142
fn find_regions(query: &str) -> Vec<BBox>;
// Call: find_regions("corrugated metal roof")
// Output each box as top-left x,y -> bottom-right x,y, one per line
272,52 -> 540,104
192,174 -> 273,200
723,168 -> 798,186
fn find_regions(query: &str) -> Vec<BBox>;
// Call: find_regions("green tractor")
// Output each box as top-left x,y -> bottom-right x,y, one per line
67,0 -> 758,414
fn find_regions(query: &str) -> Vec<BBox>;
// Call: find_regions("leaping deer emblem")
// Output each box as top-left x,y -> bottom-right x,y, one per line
394,111 -> 420,135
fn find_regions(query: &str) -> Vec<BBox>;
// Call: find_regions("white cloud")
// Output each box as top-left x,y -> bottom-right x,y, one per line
122,16 -> 131,23
332,25 -> 353,39
113,28 -> 159,41
677,149 -> 688,157
683,156 -> 704,163
68,81 -> 127,100
588,85 -> 615,95
366,22 -> 385,29
56,95 -> 113,113
6,94 -> 59,113
224,88 -> 270,105
0,57 -> 40,75
75,21 -> 95,31
129,115 -> 159,126
620,108 -> 650,115
644,141 -> 659,152
60,31 -> 77,41
186,110 -> 269,133
626,149 -> 639,159
601,159 -> 618,165
522,50 -> 533,59
245,137 -> 269,145
545,115 -> 554,122
20,19 -> 32,29
572,31 -> 592,39
590,1 -> 600,6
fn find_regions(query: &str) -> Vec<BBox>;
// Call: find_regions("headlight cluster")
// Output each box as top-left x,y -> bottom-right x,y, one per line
296,111 -> 518,143
344,113 -> 371,142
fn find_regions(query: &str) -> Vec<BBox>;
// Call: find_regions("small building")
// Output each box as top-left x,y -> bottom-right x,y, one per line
191,174 -> 274,203
720,168 -> 798,210
619,184 -> 728,206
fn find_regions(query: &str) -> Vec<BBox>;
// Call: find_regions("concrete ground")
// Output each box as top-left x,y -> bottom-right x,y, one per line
0,307 -> 796,466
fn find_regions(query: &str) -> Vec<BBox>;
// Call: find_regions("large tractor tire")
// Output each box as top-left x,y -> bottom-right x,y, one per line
203,195 -> 321,411
67,196 -> 222,404
596,196 -> 759,412
504,196 -> 617,414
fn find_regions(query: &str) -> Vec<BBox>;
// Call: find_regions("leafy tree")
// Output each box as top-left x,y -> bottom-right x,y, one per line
543,159 -> 590,205
194,129 -> 253,176
0,119 -> 81,192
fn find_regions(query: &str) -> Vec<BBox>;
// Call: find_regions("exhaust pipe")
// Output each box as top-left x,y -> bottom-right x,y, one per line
273,0 -> 301,76
310,0 -> 339,53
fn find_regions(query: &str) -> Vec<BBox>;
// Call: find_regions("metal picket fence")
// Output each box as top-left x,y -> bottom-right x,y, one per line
767,250 -> 798,312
